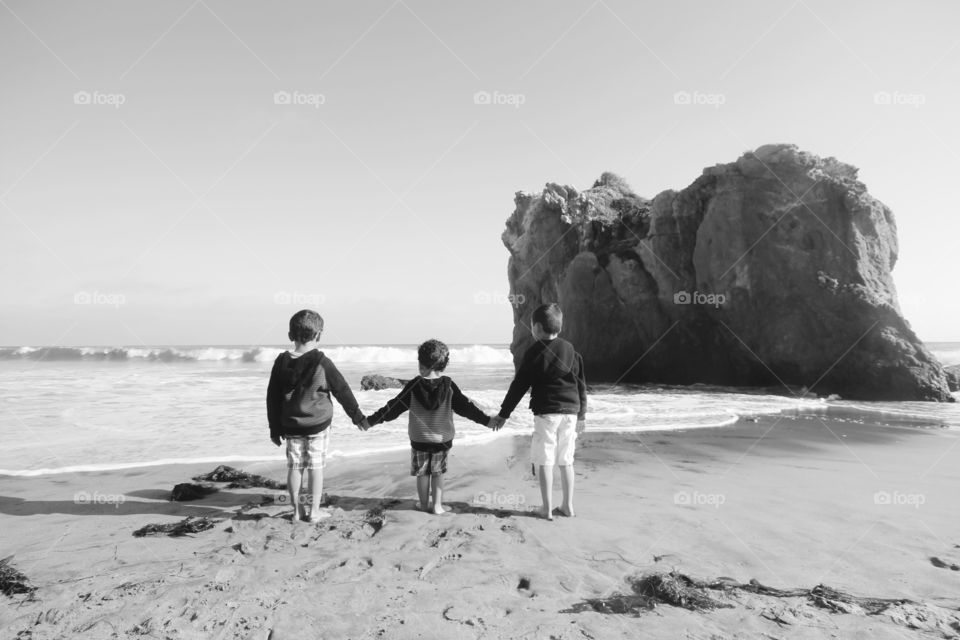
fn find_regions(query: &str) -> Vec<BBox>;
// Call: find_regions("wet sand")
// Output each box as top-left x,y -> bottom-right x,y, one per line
1,415 -> 958,639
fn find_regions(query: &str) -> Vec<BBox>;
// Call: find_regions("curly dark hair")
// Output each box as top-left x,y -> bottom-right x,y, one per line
417,339 -> 450,372
532,303 -> 563,335
288,309 -> 324,344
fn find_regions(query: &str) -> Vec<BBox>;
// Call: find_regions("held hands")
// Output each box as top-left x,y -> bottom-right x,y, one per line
357,417 -> 372,432
488,415 -> 506,431
576,419 -> 586,434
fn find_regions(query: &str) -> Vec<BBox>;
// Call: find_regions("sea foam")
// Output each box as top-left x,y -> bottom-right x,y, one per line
0,344 -> 513,365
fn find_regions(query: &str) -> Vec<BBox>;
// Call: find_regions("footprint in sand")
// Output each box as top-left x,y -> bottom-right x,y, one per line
442,604 -> 485,629
424,527 -> 474,548
500,523 -> 525,544
424,528 -> 448,548
419,547 -> 464,580
307,507 -> 386,542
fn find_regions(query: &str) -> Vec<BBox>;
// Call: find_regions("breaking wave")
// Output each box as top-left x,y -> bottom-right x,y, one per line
0,344 -> 513,365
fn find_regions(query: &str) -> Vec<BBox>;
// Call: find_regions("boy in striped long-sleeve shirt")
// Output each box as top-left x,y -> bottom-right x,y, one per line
365,339 -> 495,514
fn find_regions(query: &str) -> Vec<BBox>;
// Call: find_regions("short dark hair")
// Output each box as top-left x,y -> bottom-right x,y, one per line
532,303 -> 563,335
288,310 -> 324,344
418,339 -> 449,372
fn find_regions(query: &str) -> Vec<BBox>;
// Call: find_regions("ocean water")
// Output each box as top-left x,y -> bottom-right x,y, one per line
0,343 -> 957,476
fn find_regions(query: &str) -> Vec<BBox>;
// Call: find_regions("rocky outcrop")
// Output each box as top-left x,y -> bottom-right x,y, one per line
360,375 -> 407,391
502,144 -> 953,401
946,366 -> 960,392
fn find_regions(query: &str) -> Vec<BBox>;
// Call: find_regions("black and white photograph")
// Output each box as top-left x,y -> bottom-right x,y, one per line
1,1 -> 959,638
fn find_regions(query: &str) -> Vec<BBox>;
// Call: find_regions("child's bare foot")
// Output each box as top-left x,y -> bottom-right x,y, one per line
430,504 -> 452,515
414,501 -> 429,512
538,507 -> 554,521
556,506 -> 576,517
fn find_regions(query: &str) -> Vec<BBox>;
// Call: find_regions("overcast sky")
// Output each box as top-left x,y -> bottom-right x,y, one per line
2,0 -> 958,346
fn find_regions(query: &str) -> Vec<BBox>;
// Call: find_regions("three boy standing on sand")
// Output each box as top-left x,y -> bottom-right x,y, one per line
266,303 -> 587,522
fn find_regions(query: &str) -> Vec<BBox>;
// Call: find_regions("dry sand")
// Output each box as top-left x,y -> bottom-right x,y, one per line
1,415 -> 959,639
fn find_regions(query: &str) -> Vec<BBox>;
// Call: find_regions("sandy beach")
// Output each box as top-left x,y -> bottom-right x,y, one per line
2,415 -> 958,639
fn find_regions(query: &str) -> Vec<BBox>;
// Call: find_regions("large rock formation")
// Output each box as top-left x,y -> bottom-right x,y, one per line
946,366 -> 960,392
360,374 -> 408,391
502,144 -> 953,401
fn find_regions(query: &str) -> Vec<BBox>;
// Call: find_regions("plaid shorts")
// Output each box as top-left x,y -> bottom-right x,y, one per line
285,430 -> 329,471
410,448 -> 448,476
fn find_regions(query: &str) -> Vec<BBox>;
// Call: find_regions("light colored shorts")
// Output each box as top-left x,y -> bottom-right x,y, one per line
285,430 -> 329,471
531,414 -> 578,466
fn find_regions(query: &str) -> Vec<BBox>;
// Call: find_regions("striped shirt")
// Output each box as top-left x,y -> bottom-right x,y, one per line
368,376 -> 490,451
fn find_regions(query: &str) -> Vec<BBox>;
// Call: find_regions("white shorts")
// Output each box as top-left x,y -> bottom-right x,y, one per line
531,414 -> 578,466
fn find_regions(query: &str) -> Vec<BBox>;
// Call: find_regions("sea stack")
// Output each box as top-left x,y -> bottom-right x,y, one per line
502,144 -> 953,401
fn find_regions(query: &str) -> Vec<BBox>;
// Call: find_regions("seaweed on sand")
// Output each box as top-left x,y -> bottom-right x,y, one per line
564,572 -> 730,615
132,516 -> 221,538
0,556 -> 35,597
192,465 -> 285,490
564,571 -> 916,616
169,483 -> 219,501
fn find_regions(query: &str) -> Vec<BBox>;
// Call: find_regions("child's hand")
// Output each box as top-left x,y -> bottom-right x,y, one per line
270,434 -> 283,447
576,419 -> 586,434
488,416 -> 505,431
358,417 -> 372,431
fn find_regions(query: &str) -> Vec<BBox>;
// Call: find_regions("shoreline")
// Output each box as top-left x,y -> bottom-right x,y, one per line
3,402 -> 955,479
2,413 -> 959,638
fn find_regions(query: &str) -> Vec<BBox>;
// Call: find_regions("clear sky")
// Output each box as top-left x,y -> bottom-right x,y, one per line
1,0 -> 958,346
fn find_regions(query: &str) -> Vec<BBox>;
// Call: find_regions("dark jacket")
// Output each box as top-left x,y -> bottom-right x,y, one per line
498,338 -> 587,420
368,376 -> 489,451
266,349 -> 365,438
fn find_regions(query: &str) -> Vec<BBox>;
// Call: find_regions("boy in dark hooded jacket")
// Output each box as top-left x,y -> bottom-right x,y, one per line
365,339 -> 494,514
267,310 -> 368,523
